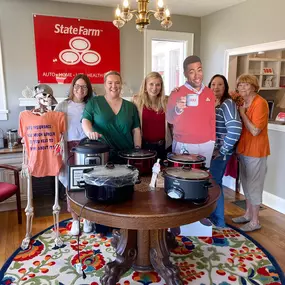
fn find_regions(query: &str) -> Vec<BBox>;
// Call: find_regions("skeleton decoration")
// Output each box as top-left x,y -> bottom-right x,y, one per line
21,84 -> 64,250
32,84 -> 58,114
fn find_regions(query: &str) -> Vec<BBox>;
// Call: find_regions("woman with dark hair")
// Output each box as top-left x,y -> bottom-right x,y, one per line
208,74 -> 242,228
55,74 -> 94,235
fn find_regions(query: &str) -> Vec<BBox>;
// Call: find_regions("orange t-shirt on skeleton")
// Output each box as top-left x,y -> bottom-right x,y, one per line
19,110 -> 66,177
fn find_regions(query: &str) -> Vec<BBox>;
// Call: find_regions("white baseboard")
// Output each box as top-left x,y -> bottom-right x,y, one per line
222,175 -> 244,195
0,200 -> 26,212
222,176 -> 285,214
222,176 -> 237,191
262,190 -> 285,214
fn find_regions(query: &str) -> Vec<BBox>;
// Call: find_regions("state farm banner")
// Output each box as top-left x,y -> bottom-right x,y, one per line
33,15 -> 120,84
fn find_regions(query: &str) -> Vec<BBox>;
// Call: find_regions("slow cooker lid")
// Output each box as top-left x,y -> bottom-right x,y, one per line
118,149 -> 157,159
164,167 -> 209,180
72,139 -> 110,154
167,152 -> 206,164
83,164 -> 139,187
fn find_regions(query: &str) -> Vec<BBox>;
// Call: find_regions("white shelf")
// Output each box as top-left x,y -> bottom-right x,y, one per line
259,87 -> 284,90
251,74 -> 276,76
249,58 -> 283,62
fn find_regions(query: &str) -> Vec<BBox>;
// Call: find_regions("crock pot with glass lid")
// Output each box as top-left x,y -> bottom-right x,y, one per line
167,152 -> 206,166
118,149 -> 157,175
82,163 -> 139,203
163,166 -> 211,203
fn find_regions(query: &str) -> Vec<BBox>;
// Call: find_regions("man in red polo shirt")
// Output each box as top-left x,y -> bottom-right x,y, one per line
167,55 -> 216,168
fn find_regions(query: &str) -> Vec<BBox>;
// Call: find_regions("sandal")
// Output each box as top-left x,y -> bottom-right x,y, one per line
232,216 -> 250,224
240,222 -> 261,232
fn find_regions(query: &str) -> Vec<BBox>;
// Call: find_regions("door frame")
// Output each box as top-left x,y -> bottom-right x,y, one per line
144,30 -> 194,78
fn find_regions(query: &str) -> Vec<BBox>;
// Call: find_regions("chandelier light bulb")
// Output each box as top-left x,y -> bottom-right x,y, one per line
115,6 -> 121,17
123,0 -> 129,8
165,8 -> 170,17
136,24 -> 144,32
157,0 -> 164,8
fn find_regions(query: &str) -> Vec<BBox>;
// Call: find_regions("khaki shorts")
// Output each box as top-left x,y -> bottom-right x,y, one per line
239,154 -> 267,205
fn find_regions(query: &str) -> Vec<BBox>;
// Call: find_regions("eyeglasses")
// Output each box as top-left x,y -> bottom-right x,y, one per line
74,84 -> 88,91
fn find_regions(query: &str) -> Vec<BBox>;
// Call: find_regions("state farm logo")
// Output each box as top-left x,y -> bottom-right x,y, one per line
58,36 -> 101,66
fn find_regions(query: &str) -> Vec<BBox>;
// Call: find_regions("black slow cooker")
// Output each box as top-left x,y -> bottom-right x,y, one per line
72,137 -> 110,165
82,163 -> 139,203
163,166 -> 211,203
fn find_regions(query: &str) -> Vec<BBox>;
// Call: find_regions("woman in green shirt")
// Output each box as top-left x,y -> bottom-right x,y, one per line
82,71 -> 142,162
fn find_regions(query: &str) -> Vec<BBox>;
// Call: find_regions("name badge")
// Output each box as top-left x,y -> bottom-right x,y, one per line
186,94 -> 199,107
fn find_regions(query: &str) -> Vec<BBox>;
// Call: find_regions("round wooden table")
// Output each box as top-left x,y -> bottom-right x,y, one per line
68,183 -> 220,285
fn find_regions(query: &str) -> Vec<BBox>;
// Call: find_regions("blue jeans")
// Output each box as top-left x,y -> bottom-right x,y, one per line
209,154 -> 231,227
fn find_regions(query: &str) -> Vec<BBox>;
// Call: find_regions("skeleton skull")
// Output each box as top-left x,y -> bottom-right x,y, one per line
33,84 -> 58,106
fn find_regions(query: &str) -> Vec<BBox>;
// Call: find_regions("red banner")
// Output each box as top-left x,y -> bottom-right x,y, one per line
33,15 -> 120,84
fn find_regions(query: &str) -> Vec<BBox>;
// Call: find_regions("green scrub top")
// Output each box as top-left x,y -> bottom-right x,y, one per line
82,96 -> 140,154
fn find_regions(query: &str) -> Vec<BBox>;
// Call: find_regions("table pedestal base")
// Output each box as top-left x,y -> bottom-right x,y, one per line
100,229 -> 183,285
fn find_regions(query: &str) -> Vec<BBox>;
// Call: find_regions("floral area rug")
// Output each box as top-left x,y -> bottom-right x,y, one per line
1,219 -> 284,285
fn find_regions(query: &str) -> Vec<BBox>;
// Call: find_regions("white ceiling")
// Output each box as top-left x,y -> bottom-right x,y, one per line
51,0 -> 247,17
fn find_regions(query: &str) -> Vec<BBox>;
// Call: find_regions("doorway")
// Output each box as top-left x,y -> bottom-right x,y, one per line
144,30 -> 194,95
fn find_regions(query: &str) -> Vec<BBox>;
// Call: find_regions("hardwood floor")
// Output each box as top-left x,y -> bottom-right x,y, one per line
1,188 -> 285,274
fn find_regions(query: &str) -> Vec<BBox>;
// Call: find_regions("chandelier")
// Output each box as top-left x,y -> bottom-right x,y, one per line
113,0 -> 173,31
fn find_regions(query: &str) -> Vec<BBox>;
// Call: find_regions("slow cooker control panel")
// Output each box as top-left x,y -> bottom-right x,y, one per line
167,187 -> 184,199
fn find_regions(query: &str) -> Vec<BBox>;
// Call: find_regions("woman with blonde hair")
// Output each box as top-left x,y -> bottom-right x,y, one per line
232,74 -> 270,232
132,72 -> 172,160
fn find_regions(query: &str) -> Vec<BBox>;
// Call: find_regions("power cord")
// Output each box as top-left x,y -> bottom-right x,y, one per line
76,202 -> 89,279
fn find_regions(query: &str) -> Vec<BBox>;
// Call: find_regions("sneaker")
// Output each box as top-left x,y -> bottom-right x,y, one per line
69,220 -> 80,236
83,219 -> 93,233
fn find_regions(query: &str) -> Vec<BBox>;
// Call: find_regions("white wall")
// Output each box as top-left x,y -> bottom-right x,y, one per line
200,0 -> 285,204
0,0 -> 201,131
201,0 -> 285,84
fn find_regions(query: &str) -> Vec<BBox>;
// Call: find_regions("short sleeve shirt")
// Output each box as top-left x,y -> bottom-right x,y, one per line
19,111 -> 66,177
82,96 -> 140,151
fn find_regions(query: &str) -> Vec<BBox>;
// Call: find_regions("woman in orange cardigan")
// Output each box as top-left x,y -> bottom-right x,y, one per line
232,74 -> 270,232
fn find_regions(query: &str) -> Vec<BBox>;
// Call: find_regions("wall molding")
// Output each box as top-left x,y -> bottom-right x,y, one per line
19,96 -> 132,107
262,190 -> 285,214
0,36 -> 7,121
223,39 -> 285,77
